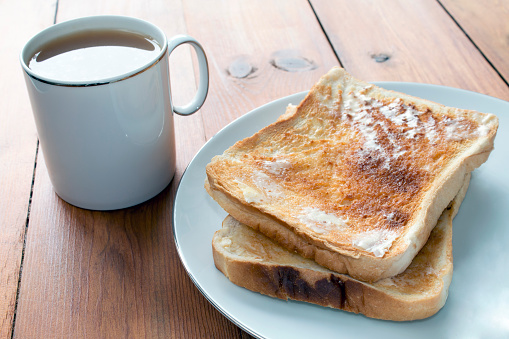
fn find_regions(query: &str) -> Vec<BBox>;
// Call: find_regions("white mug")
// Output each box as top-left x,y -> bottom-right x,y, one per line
20,16 -> 209,210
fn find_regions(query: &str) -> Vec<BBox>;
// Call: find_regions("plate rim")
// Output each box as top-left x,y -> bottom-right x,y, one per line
172,81 -> 508,339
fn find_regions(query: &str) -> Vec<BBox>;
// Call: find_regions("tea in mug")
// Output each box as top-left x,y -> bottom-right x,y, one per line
28,29 -> 162,82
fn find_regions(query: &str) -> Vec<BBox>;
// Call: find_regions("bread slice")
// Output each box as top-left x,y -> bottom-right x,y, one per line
206,67 -> 498,282
212,175 -> 469,321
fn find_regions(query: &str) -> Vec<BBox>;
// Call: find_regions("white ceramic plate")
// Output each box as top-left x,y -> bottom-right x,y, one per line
173,83 -> 509,339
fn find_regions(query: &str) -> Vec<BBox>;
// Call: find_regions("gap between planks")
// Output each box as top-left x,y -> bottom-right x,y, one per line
10,140 -> 39,339
11,5 -> 59,338
437,0 -> 509,89
307,0 -> 344,67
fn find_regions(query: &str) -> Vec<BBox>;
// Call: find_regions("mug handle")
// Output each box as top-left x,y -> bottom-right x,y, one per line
167,35 -> 209,116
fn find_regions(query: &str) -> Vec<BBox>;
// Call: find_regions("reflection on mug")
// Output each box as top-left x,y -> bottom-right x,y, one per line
112,62 -> 169,146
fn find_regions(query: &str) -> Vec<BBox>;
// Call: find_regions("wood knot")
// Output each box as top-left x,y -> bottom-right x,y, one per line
270,50 -> 317,72
371,53 -> 390,63
227,56 -> 257,78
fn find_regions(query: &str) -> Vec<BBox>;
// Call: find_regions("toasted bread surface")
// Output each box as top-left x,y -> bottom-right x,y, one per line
212,176 -> 469,321
206,67 -> 498,282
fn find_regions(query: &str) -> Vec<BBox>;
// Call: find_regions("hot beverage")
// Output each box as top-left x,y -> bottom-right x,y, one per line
21,16 -> 209,209
28,29 -> 161,82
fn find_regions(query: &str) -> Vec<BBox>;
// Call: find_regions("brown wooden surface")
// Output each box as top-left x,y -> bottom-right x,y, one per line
440,0 -> 509,85
183,0 -> 339,138
1,0 -> 508,338
0,0 -> 57,338
310,0 -> 509,100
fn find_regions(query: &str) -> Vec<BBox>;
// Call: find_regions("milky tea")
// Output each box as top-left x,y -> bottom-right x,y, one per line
28,29 -> 162,82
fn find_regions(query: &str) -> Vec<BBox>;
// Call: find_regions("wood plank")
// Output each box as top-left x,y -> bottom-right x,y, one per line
182,0 -> 340,139
439,0 -> 509,86
12,1 -> 237,338
15,156 -> 238,338
0,0 -> 57,337
14,0 -> 340,337
310,0 -> 509,101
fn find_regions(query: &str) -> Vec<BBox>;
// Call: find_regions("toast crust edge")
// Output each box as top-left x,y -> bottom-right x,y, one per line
212,175 -> 469,321
205,67 -> 498,282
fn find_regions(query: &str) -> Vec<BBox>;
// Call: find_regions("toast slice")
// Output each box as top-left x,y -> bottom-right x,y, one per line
206,67 -> 498,282
212,175 -> 470,321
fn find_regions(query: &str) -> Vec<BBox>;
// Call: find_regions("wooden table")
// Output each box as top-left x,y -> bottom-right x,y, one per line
2,0 -> 508,338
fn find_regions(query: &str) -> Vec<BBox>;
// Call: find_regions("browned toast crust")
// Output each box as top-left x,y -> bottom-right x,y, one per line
206,67 -> 498,282
212,176 -> 469,321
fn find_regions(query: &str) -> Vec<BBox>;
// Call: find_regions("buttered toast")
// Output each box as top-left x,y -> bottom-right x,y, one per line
206,67 -> 498,282
212,176 -> 469,321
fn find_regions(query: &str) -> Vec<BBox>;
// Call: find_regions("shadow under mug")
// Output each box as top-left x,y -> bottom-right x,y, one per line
20,15 -> 209,210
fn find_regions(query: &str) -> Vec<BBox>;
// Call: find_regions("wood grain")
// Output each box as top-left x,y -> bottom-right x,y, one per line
14,154 -> 239,338
13,1 -> 341,337
182,0 -> 340,139
8,0 -> 509,338
0,0 -> 56,337
12,0 -> 235,338
439,0 -> 509,85
310,0 -> 509,101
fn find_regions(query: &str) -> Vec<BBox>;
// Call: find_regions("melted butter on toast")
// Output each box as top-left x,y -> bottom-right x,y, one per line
208,68 -> 496,259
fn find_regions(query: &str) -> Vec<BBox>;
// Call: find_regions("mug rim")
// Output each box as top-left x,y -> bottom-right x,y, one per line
20,15 -> 169,87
